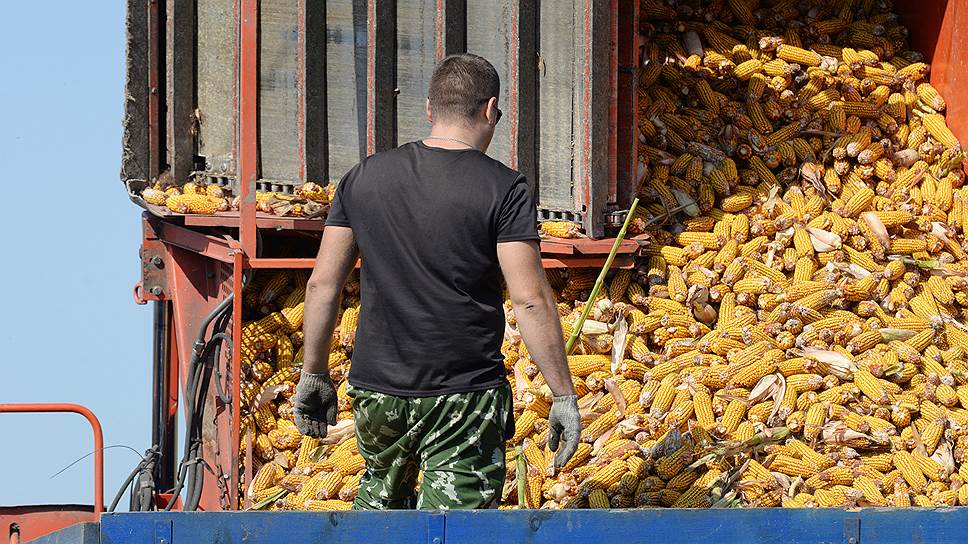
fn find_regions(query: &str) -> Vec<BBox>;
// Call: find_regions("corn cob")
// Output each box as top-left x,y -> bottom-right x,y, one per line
541,221 -> 582,239
242,5 -> 968,510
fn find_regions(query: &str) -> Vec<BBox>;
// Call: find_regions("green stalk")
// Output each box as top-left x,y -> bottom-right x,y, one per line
564,198 -> 640,355
515,445 -> 528,508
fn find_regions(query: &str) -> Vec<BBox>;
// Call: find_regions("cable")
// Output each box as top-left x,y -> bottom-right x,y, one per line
107,446 -> 160,512
186,317 -> 232,509
49,445 -> 146,480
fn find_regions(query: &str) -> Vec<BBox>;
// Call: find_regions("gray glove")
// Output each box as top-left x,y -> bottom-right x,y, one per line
292,371 -> 338,438
547,394 -> 581,469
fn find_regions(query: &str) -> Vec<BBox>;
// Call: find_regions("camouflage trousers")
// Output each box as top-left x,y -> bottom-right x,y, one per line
346,384 -> 512,510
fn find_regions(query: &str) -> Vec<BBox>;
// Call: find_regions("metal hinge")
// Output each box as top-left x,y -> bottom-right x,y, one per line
427,511 -> 445,544
844,517 -> 860,544
155,520 -> 173,544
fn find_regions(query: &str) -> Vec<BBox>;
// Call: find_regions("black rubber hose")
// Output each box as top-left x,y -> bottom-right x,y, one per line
183,305 -> 233,510
165,288 -> 237,511
207,331 -> 234,404
186,348 -> 216,510
109,448 -> 158,512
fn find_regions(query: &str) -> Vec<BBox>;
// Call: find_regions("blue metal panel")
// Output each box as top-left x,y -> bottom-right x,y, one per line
25,522 -> 99,544
99,508 -> 968,544
100,511 -> 432,544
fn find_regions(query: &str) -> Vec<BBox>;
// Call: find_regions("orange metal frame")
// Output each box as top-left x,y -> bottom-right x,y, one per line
0,403 -> 104,514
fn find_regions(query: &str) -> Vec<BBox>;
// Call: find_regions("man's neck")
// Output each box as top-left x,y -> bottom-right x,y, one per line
425,124 -> 485,151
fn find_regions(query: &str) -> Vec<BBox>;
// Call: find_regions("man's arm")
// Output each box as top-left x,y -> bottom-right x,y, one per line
292,226 -> 359,438
303,226 -> 359,372
497,241 -> 573,396
497,240 -> 580,468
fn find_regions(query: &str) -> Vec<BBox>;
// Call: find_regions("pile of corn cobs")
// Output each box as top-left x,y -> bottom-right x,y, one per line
241,0 -> 968,510
140,181 -> 332,218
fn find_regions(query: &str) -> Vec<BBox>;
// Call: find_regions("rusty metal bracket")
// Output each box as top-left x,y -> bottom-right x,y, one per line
141,241 -> 169,300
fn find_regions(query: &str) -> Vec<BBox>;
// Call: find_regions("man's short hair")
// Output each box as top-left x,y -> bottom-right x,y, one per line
428,54 -> 500,124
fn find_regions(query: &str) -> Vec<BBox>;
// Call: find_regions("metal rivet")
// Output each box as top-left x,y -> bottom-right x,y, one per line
848,538 -> 857,544
432,539 -> 441,544
150,286 -> 163,296
152,255 -> 164,267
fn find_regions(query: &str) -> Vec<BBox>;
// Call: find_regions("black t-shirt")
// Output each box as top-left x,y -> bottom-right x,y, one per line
325,140 -> 539,396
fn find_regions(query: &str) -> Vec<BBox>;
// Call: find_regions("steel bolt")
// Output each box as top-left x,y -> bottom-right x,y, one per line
848,538 -> 857,544
150,286 -> 163,296
152,255 -> 164,267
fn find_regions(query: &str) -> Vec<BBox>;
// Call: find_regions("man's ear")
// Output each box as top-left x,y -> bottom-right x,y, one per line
426,97 -> 433,124
485,96 -> 499,125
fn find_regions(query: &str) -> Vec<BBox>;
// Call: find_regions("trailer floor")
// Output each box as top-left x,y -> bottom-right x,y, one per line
70,508 -> 968,543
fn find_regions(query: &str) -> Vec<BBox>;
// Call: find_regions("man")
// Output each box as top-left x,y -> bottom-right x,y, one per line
292,54 -> 580,510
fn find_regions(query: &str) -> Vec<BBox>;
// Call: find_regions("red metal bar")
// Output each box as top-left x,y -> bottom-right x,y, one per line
166,306 -> 180,491
435,0 -> 446,62
183,213 -> 325,232
232,251 -> 245,509
247,258 -> 318,269
150,218 -> 237,264
0,404 -> 104,514
542,256 -> 634,269
239,0 -> 259,259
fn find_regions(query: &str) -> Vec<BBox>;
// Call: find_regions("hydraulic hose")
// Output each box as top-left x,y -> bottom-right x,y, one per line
165,294 -> 233,511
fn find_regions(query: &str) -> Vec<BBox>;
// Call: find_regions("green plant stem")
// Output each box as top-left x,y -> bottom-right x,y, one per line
564,198 -> 640,355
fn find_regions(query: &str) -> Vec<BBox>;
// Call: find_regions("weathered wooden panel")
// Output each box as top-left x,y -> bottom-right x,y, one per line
196,0 -> 236,177
125,0 -> 628,235
259,1 -> 301,182
166,0 -> 195,183
325,1 -> 364,180
515,1 -> 538,193
572,0 -> 610,237
304,1 -> 328,182
396,0 -> 436,146
466,1 -> 512,167
536,0 -> 576,214
368,0 -> 397,154
122,0 -> 150,183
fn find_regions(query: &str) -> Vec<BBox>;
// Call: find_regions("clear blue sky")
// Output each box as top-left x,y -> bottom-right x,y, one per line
0,2 -> 152,507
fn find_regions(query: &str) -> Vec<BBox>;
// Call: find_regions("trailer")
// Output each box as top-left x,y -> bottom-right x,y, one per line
8,0 -> 968,542
21,508 -> 968,543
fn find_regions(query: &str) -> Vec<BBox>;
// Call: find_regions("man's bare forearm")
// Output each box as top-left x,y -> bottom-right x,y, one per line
301,280 -> 342,374
513,290 -> 575,397
301,226 -> 360,375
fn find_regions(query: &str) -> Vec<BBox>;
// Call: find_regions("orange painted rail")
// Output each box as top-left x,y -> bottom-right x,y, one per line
0,404 -> 104,514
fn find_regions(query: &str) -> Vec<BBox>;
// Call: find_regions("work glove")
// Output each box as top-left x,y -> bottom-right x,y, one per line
547,394 -> 581,469
292,371 -> 338,438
